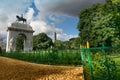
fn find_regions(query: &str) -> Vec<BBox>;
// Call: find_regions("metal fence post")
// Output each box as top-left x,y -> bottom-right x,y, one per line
80,45 -> 86,80
87,48 -> 94,80
80,48 -> 85,65
102,41 -> 111,80
87,41 -> 94,80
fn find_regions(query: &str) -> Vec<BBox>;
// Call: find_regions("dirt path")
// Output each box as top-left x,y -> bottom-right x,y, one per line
0,57 -> 84,80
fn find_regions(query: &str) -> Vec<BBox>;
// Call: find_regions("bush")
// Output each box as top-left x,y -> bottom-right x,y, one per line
84,51 -> 118,80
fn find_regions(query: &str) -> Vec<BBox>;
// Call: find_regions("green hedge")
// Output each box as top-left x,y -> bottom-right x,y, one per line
1,49 -> 82,66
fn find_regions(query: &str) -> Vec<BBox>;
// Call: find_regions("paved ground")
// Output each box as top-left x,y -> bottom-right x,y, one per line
0,56 -> 84,80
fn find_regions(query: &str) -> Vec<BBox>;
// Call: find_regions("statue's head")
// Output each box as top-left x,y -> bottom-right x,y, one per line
16,15 -> 19,18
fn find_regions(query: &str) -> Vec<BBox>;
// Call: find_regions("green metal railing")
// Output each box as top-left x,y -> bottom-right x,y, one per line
1,49 -> 81,66
80,44 -> 120,80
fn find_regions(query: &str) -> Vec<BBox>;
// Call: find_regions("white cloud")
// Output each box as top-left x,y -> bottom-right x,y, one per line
30,20 -> 62,35
25,3 -> 77,41
47,13 -> 65,24
0,0 -> 32,14
26,8 -> 34,23
0,11 -> 17,37
30,20 -> 78,41
57,33 -> 78,41
0,0 -> 80,42
0,0 -> 33,38
0,13 -> 10,36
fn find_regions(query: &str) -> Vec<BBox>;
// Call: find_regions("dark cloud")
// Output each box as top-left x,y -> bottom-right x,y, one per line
46,0 -> 105,16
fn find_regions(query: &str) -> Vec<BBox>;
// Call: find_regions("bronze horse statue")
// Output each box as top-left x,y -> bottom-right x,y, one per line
16,14 -> 27,23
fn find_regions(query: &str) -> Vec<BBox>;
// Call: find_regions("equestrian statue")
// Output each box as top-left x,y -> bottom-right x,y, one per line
16,14 -> 27,23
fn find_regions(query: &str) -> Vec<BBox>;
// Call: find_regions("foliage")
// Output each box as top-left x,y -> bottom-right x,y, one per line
92,52 -> 117,80
112,0 -> 120,4
63,41 -> 71,49
54,37 -> 81,49
54,40 -> 64,49
77,0 -> 120,47
16,35 -> 24,51
2,49 -> 81,66
69,37 -> 81,49
33,33 -> 53,50
81,47 -> 120,80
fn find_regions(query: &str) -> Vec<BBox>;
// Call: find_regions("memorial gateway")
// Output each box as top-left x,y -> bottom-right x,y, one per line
6,22 -> 34,52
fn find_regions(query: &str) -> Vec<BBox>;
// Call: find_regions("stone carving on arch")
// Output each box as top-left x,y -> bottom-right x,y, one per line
6,22 -> 34,52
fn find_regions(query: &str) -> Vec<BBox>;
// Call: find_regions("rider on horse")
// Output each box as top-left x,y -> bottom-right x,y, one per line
16,14 -> 27,23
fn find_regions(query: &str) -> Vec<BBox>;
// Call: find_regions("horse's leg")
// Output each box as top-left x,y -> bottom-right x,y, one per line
23,19 -> 25,23
24,19 -> 27,24
25,20 -> 27,23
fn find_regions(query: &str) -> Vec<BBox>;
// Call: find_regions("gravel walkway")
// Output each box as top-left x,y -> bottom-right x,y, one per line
0,57 -> 84,80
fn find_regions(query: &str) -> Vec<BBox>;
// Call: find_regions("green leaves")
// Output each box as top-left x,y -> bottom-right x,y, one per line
33,33 -> 53,50
77,0 -> 120,47
16,35 -> 25,51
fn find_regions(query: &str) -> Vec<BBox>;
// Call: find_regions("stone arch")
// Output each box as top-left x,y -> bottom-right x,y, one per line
6,22 -> 34,52
18,33 -> 27,39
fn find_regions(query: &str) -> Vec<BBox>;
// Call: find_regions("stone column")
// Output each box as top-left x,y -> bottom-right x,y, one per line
6,31 -> 10,52
6,30 -> 17,52
24,33 -> 33,52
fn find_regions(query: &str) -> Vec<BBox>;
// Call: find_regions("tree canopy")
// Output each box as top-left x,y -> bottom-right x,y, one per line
33,33 -> 53,50
54,37 -> 81,49
77,0 -> 120,47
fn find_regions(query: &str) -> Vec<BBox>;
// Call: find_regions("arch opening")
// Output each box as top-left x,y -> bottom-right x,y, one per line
16,33 -> 26,51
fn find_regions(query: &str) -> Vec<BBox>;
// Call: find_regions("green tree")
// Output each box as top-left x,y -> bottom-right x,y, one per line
54,40 -> 64,49
33,33 -> 53,50
77,0 -> 120,47
63,41 -> 71,49
69,37 -> 81,49
16,35 -> 24,51
53,37 -> 81,49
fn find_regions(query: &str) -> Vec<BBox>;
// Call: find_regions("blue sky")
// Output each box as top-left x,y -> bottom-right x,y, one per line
0,0 -> 105,41
55,17 -> 79,35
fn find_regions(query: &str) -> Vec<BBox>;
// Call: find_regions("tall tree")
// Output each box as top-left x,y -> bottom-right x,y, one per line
77,0 -> 120,47
69,37 -> 81,49
33,33 -> 53,50
54,40 -> 64,49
